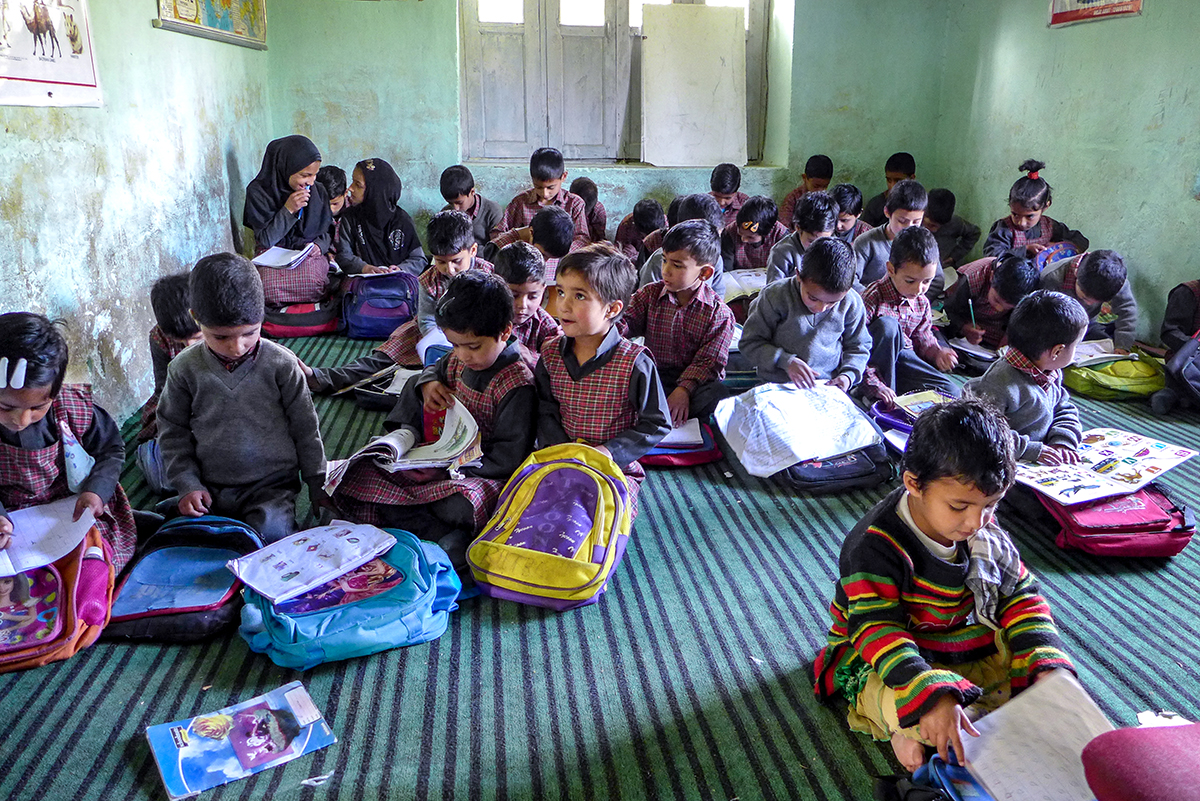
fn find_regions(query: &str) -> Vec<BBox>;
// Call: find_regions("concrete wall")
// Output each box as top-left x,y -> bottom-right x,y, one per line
0,0 -> 270,416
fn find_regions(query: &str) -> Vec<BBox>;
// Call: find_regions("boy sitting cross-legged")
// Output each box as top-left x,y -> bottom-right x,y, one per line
812,397 -> 1075,772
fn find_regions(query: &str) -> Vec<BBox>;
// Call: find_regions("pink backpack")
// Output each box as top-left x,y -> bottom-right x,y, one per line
1039,483 -> 1194,557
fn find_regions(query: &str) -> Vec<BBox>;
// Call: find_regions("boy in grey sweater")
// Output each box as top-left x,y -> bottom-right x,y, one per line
765,191 -> 838,284
965,290 -> 1088,464
158,253 -> 327,542
853,180 -> 941,296
1040,249 -> 1139,353
741,237 -> 871,390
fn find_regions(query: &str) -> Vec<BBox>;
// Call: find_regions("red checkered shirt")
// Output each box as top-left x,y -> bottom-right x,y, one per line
1005,216 -> 1053,255
1003,345 -> 1058,390
860,276 -> 942,399
256,246 -> 331,306
713,191 -> 749,228
725,220 -> 790,272
514,306 -> 563,370
496,187 -> 590,249
955,257 -> 1012,349
587,200 -> 608,243
621,280 -> 734,393
640,228 -> 666,260
614,214 -> 648,260
779,185 -> 808,229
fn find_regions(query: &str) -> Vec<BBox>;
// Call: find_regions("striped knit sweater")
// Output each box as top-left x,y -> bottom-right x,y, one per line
813,488 -> 1073,729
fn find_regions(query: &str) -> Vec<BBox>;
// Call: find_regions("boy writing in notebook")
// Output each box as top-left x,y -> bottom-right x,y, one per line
944,255 -> 1041,350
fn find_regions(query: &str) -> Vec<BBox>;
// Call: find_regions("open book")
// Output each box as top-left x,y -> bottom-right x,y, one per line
892,389 -> 954,423
658,417 -> 704,448
723,268 -> 768,302
0,496 -> 96,576
948,337 -> 998,362
251,242 -> 316,270
1065,338 -> 1137,368
1016,427 -> 1196,506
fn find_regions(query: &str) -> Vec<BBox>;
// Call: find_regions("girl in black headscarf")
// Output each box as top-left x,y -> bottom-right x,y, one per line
338,158 -> 426,275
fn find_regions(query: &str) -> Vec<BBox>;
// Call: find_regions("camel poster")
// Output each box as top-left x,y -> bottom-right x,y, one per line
0,0 -> 99,106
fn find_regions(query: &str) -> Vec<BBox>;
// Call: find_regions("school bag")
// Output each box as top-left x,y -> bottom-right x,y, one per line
1038,482 -> 1194,558
1062,352 -> 1165,400
341,272 -> 420,340
467,444 -> 632,611
262,302 -> 342,338
102,516 -> 264,643
1165,330 -> 1200,406
1083,722 -> 1200,801
778,414 -> 896,494
239,528 -> 460,670
0,526 -> 114,674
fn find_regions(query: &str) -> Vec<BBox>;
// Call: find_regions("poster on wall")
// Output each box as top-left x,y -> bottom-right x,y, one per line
153,0 -> 266,51
1049,0 -> 1142,28
0,0 -> 100,107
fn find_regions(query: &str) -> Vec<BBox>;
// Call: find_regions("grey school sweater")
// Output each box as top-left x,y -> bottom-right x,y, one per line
853,224 -> 944,297
1040,258 -> 1139,352
157,340 -> 326,495
964,358 -> 1081,462
739,277 -> 871,386
766,232 -> 806,284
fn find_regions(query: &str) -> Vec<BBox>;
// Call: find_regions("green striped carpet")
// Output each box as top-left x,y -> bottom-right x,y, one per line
2,335 -> 1199,801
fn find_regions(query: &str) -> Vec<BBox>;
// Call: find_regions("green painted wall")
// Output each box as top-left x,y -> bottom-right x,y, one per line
0,0 -> 270,416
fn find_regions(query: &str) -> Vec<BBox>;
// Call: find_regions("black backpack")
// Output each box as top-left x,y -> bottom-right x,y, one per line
779,416 -> 896,494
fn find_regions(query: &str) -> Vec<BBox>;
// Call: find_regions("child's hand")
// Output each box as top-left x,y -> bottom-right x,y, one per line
307,481 -> 334,512
0,515 -> 12,549
874,384 -> 897,408
73,492 -> 104,523
1026,243 -> 1047,256
829,374 -> 852,393
362,264 -> 385,274
960,324 -> 985,345
667,387 -> 691,428
1036,446 -> 1064,466
422,381 -> 455,412
786,357 -> 819,389
1114,347 -> 1130,355
285,186 -> 311,214
919,694 -> 980,767
179,490 -> 212,517
296,357 -> 314,378
935,347 -> 959,372
1046,444 -> 1083,465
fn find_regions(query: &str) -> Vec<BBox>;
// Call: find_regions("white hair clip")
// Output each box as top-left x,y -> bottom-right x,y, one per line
10,358 -> 27,390
0,358 -> 7,389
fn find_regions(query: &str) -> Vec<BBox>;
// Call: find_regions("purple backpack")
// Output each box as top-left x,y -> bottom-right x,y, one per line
342,272 -> 419,339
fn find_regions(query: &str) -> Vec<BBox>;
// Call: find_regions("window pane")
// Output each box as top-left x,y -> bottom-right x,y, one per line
562,0 -> 605,27
479,0 -> 523,24
629,0 -> 670,30
705,0 -> 749,30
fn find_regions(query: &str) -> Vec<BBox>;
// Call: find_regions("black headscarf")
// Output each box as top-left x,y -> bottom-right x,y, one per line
342,158 -> 418,266
243,135 -> 332,248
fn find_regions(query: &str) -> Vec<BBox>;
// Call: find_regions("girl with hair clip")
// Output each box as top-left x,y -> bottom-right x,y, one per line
243,134 -> 335,306
982,159 -> 1089,260
0,313 -> 137,571
338,157 -> 426,276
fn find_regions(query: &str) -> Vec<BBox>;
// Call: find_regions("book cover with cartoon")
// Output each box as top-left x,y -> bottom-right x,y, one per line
146,681 -> 335,799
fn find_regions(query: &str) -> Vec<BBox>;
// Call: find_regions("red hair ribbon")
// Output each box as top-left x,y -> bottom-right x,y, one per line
1028,170 -> 1039,180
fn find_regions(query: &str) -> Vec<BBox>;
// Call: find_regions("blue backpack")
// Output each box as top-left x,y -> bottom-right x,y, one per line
239,529 -> 460,670
342,273 -> 420,339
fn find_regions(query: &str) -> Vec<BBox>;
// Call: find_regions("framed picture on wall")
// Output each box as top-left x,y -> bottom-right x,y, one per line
1049,0 -> 1142,28
153,0 -> 267,50
0,0 -> 101,107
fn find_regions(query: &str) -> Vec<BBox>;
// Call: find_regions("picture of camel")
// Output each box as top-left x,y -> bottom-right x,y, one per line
20,0 -> 60,58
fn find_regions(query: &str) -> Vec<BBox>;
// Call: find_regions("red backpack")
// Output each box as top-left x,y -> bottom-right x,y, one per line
1039,483 -> 1194,557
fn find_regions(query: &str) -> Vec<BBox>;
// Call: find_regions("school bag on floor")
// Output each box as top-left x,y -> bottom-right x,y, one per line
1039,483 -> 1194,557
0,526 -> 114,674
239,529 -> 460,670
778,414 -> 896,494
640,421 -> 723,468
911,754 -> 994,801
341,272 -> 419,340
262,302 -> 342,338
1062,352 -> 1165,400
102,516 -> 264,643
467,444 -> 632,611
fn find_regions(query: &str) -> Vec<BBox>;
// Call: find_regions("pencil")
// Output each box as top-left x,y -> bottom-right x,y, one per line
968,297 -> 977,329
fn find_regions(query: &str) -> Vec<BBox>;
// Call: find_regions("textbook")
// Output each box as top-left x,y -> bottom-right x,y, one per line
658,417 -> 704,448
1016,427 -> 1196,506
251,243 -> 316,270
892,389 -> 954,422
723,268 -> 768,302
146,681 -> 335,800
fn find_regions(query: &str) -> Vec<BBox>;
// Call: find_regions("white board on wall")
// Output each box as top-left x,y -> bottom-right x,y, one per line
641,4 -> 746,167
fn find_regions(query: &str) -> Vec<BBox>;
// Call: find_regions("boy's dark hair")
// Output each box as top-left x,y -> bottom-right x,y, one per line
569,177 -> 598,213
885,179 -> 928,214
991,254 -> 1041,307
530,147 -> 566,183
1007,290 -> 1089,360
435,271 -> 515,339
1009,159 -> 1052,210
1077,250 -> 1127,303
736,196 -> 779,234
889,225 -> 940,270
315,165 -> 346,201
493,241 -> 546,286
798,237 -> 855,293
665,195 -> 685,228
0,312 -> 69,396
556,243 -> 636,318
150,273 -> 199,341
632,198 -> 666,235
677,193 -> 724,232
828,184 -> 863,218
804,154 -> 833,180
439,165 -> 475,200
710,163 -> 741,194
885,151 -> 917,175
902,397 -> 1016,496
189,253 -> 264,327
926,188 -> 956,226
426,210 -> 475,257
793,191 -> 839,234
662,219 -> 721,267
530,205 -> 573,259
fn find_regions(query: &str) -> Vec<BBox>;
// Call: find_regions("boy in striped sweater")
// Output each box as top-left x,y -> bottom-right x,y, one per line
813,398 -> 1074,772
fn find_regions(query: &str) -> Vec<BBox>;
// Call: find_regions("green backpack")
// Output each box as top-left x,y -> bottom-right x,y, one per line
1063,352 -> 1165,400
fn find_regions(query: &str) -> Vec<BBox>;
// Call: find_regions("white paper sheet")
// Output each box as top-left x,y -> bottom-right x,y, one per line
0,496 -> 95,576
251,243 -> 315,269
659,418 -> 703,448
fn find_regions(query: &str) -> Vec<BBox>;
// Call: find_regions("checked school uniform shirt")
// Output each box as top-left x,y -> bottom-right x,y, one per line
723,221 -> 791,273
614,214 -> 649,261
982,215 -> 1089,260
496,187 -> 590,250
859,276 -> 942,399
513,306 -> 563,371
621,280 -> 735,393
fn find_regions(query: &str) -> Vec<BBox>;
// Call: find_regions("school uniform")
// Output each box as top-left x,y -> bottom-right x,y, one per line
860,191 -> 888,228
860,276 -> 960,400
136,327 -> 192,494
496,188 -> 590,250
513,306 -> 563,372
0,385 -> 137,572
157,340 -> 327,543
443,193 -> 503,253
339,159 -> 427,277
739,277 -> 871,386
490,228 -> 560,284
636,228 -> 666,269
982,216 -> 1089,260
778,185 -> 808,230
614,214 -> 650,261
713,191 -> 749,228
639,249 -> 728,300
965,348 -> 1082,463
1040,254 -> 1139,352
586,200 -> 608,243
1161,280 -> 1200,356
813,487 -> 1073,740
944,257 -> 1011,349
853,224 -> 947,297
535,328 -> 671,518
765,231 -> 809,284
833,219 -> 873,246
931,215 -> 981,266
333,342 -> 536,534
622,280 -> 736,419
723,220 -> 790,273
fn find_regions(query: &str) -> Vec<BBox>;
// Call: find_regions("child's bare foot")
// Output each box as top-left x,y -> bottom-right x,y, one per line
890,731 -> 926,773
